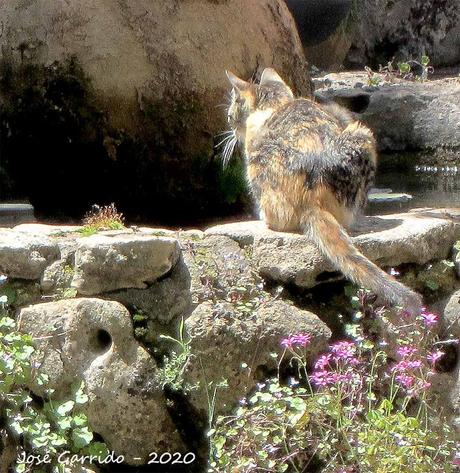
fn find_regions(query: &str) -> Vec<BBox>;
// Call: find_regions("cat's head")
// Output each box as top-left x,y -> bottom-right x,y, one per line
225,68 -> 293,141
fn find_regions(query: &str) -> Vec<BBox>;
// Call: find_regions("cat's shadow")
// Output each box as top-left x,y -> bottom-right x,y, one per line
350,215 -> 402,235
350,208 -> 460,236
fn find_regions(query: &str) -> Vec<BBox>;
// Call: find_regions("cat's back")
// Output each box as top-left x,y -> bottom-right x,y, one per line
265,98 -> 343,139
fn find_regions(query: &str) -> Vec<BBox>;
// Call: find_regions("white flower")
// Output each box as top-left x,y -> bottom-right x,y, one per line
0,295 -> 7,304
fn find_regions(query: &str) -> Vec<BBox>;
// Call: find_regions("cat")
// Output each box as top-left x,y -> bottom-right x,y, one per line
222,67 -> 422,314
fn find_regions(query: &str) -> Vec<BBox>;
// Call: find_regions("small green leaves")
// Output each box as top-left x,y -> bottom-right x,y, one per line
1,315 -> 108,469
55,400 -> 75,417
398,62 -> 411,74
73,381 -> 89,405
71,426 -> 93,450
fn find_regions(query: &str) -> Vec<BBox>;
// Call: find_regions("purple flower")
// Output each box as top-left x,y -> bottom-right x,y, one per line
291,333 -> 312,347
281,332 -> 311,349
310,370 -> 338,387
420,308 -> 439,327
396,346 -> 417,358
427,350 -> 444,365
330,341 -> 356,361
391,359 -> 422,373
395,374 -> 415,389
314,354 -> 332,371
281,337 -> 293,349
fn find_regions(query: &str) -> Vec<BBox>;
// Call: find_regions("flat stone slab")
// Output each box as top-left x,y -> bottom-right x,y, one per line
13,223 -> 82,235
0,228 -> 60,279
0,203 -> 35,227
206,208 -> 460,288
71,234 -> 181,295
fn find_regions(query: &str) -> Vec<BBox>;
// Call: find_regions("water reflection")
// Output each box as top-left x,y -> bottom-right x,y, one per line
368,152 -> 460,215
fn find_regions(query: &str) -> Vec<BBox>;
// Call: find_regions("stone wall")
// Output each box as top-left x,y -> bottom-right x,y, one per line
2,209 -> 460,467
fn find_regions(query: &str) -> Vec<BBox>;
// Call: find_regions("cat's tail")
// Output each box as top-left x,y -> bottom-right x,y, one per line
302,209 -> 423,315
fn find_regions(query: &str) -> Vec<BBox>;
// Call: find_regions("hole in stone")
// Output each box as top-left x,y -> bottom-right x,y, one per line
90,329 -> 112,353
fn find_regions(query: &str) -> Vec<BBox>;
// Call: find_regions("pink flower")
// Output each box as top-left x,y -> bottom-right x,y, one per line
395,374 -> 415,389
420,308 -> 439,327
310,370 -> 338,387
291,333 -> 312,347
396,346 -> 417,358
281,337 -> 293,349
391,359 -> 422,373
314,354 -> 332,371
419,380 -> 431,390
281,332 -> 311,349
427,350 -> 444,365
330,341 -> 356,360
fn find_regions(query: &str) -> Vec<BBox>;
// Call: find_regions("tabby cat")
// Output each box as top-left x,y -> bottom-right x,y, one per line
223,67 -> 422,314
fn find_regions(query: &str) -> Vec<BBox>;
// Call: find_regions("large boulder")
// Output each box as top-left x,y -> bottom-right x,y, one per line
346,0 -> 460,68
18,298 -> 183,465
286,0 -> 358,70
315,73 -> 460,152
0,0 -> 311,222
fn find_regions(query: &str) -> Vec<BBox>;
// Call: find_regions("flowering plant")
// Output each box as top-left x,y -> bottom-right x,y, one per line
209,291 -> 458,473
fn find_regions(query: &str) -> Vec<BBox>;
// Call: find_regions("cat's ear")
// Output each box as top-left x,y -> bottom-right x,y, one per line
260,68 -> 286,86
226,70 -> 250,92
260,67 -> 293,97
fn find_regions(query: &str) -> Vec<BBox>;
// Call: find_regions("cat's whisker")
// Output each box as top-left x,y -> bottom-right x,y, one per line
222,135 -> 237,167
214,134 -> 233,149
215,130 -> 233,138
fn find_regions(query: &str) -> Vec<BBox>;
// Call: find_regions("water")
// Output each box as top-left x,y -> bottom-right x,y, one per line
367,152 -> 460,215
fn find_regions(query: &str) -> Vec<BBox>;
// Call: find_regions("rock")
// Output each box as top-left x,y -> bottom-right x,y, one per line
443,290 -> 460,339
109,255 -> 193,342
41,258 -> 75,295
0,433 -> 16,473
315,73 -> 460,151
181,234 -> 255,305
0,203 -> 35,227
286,0 -> 357,70
13,223 -> 82,235
206,209 -> 460,289
368,188 -> 413,204
345,0 -> 460,68
18,298 -> 183,465
0,0 -> 311,221
184,300 -> 331,415
0,229 -> 60,280
72,234 -> 180,295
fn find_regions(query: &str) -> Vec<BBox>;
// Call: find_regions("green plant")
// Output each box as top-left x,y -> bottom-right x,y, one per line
156,318 -> 196,393
79,203 -> 125,236
0,285 -> 108,473
209,291 -> 458,472
365,55 -> 433,86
